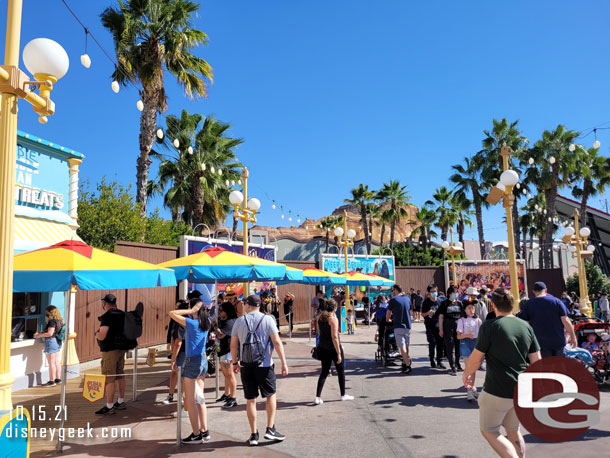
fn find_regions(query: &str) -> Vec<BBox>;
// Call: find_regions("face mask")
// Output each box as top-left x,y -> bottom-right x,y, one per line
450,293 -> 458,300
430,292 -> 438,299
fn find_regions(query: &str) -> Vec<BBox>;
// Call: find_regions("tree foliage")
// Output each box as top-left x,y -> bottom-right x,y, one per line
566,262 -> 610,297
77,178 -> 189,251
373,243 -> 445,267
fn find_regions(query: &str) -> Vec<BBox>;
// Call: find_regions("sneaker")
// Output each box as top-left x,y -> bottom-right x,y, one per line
430,359 -> 437,369
113,401 -> 127,410
449,367 -> 457,376
248,432 -> 259,446
54,379 -> 62,384
314,397 -> 324,405
182,432 -> 203,444
436,361 -> 447,370
41,381 -> 56,387
264,426 -> 286,442
200,430 -> 211,442
466,390 -> 477,402
223,398 -> 237,409
95,406 -> 115,415
162,394 -> 174,404
401,364 -> 412,374
216,393 -> 228,403
456,363 -> 463,372
340,394 -> 354,401
472,389 -> 479,399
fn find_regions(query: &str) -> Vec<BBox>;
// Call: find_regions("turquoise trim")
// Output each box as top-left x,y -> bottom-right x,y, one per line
168,264 -> 287,284
17,130 -> 84,160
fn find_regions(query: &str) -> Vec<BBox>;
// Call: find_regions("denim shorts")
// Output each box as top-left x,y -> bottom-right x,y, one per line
219,352 -> 232,363
459,338 -> 477,358
182,354 -> 208,379
44,337 -> 62,354
175,352 -> 186,367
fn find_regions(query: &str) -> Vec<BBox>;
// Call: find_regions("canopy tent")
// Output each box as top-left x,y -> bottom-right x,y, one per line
338,270 -> 384,286
277,267 -> 347,285
158,246 -> 287,283
364,273 -> 394,287
12,240 -> 177,452
280,266 -> 305,283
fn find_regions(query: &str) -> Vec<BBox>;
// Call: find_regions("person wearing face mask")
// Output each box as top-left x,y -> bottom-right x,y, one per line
464,287 -> 487,321
421,284 -> 445,370
438,286 -> 464,376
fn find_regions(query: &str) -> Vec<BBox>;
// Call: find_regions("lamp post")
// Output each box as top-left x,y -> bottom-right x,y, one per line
485,144 -> 520,309
229,168 -> 260,311
334,211 -> 356,328
562,209 -> 595,317
0,0 -> 69,410
441,228 -> 464,287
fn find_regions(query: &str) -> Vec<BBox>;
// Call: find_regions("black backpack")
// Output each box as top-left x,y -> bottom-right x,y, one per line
122,302 -> 144,349
240,315 -> 269,368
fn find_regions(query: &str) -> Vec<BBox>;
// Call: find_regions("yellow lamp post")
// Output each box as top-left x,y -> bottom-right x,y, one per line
0,0 -> 69,410
485,144 -> 521,310
229,168 -> 260,311
441,228 -> 464,287
561,209 -> 595,317
334,211 -> 356,330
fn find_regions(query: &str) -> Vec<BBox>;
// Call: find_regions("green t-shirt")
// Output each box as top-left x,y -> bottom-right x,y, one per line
475,315 -> 540,399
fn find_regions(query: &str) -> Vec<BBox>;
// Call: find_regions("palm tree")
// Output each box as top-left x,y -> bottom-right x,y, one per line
408,207 -> 437,249
572,144 -> 610,227
451,194 -> 473,248
101,0 -> 213,217
318,215 -> 343,253
426,186 -> 457,242
450,154 -> 489,258
379,180 -> 411,249
365,202 -> 381,245
526,125 -> 579,267
148,112 -> 242,230
345,185 -> 375,254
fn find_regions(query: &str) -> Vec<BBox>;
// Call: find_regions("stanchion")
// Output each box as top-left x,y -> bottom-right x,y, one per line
288,312 -> 292,339
177,365 -> 182,447
215,352 -> 219,400
308,301 -> 312,343
132,347 -> 138,401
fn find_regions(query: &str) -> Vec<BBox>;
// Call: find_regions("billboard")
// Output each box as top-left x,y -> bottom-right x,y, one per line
320,255 -> 395,280
445,260 -> 527,294
180,236 -> 277,302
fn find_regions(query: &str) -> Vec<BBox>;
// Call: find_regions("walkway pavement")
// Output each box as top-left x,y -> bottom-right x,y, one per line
16,322 -> 610,457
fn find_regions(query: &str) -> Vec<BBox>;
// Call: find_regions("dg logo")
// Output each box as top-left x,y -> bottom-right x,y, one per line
514,356 -> 600,442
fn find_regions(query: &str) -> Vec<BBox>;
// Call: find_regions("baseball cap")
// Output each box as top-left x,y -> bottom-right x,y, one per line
245,294 -> 261,307
101,293 -> 117,304
533,281 -> 547,291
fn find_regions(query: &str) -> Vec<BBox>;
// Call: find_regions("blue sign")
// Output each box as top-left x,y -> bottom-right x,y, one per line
322,255 -> 395,281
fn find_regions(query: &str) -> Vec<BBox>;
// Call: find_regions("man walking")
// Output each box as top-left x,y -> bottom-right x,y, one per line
518,282 -> 577,357
386,284 -> 412,374
231,295 -> 289,446
463,288 -> 541,458
599,292 -> 609,322
95,294 -> 128,415
421,284 -> 445,370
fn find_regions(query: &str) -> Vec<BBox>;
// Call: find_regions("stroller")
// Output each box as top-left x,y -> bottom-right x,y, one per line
374,317 -> 402,366
564,321 -> 610,386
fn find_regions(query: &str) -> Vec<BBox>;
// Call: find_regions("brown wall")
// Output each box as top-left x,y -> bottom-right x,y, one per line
525,268 -> 564,298
74,242 -> 178,363
395,266 -> 445,293
276,260 -> 317,326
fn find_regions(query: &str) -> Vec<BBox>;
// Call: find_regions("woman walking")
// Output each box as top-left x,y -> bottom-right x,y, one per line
438,286 -> 464,376
34,305 -> 63,386
169,298 -> 211,444
314,299 -> 354,405
216,301 -> 238,409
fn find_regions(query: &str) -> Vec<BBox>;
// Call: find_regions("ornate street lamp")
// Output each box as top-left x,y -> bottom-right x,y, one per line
334,210 -> 356,318
441,228 -> 464,287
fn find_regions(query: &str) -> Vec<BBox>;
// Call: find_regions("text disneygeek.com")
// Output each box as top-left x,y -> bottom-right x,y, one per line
4,423 -> 132,441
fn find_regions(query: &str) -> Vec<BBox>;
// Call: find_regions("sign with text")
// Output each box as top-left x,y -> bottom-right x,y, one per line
82,374 -> 106,402
320,254 -> 395,281
445,260 -> 526,293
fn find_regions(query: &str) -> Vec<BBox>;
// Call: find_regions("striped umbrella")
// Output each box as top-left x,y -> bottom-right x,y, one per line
337,270 -> 384,286
364,273 -> 394,287
277,267 -> 347,285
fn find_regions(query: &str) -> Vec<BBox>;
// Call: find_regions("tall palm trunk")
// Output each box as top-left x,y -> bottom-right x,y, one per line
136,88 -> 160,218
360,203 -> 370,254
171,208 -> 181,223
191,173 -> 205,230
457,216 -> 465,247
529,231 -> 535,268
368,214 -> 374,246
579,182 -> 590,228
389,219 -> 396,249
325,231 -> 330,253
380,224 -> 386,246
441,224 -> 448,242
232,215 -> 238,238
474,200 -> 485,258
542,168 -> 560,268
521,227 -> 527,267
538,234 -> 544,269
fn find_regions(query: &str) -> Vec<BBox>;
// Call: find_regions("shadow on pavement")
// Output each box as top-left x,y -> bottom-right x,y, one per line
373,395 -> 479,410
524,428 -> 610,444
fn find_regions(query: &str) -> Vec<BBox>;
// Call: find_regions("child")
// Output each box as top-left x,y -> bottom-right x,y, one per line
581,333 -> 600,353
457,303 -> 482,401
346,308 -> 354,335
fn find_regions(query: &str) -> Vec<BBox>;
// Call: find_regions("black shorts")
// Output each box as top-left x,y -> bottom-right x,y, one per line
240,364 -> 277,400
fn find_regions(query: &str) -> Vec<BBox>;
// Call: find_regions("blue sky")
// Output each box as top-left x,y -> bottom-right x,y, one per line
3,0 -> 610,243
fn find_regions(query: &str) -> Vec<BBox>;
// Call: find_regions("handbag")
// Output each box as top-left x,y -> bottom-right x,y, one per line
311,346 -> 320,360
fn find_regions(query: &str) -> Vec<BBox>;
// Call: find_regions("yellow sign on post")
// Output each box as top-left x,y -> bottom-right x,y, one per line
82,374 -> 106,402
146,348 -> 157,367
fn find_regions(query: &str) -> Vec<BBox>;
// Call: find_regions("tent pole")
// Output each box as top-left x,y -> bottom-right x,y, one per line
56,288 -> 72,452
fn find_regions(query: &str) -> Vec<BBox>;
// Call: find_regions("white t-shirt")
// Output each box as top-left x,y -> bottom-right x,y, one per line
457,316 -> 482,339
600,297 -> 609,312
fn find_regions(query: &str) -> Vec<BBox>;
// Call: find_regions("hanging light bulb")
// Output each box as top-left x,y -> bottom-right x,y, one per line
210,166 -> 215,174
272,204 -> 276,210
548,217 -> 552,222
297,218 -> 301,223
534,204 -> 539,210
136,100 -> 144,111
281,214 -> 285,219
201,162 -> 206,171
522,189 -> 527,195
225,179 -> 230,186
593,140 -> 601,149
231,180 -> 235,186
187,146 -> 193,155
156,129 -> 164,139
528,157 -> 534,164
527,193 -> 532,198
289,217 -> 292,222
516,183 -> 521,189
111,80 -> 120,93
80,53 -> 91,68
549,156 -> 556,164
218,168 -> 222,175
569,143 -> 576,152
238,180 -> 242,186
173,139 -> 180,148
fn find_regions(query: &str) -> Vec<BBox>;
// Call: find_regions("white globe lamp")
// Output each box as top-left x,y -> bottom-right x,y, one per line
229,190 -> 243,206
